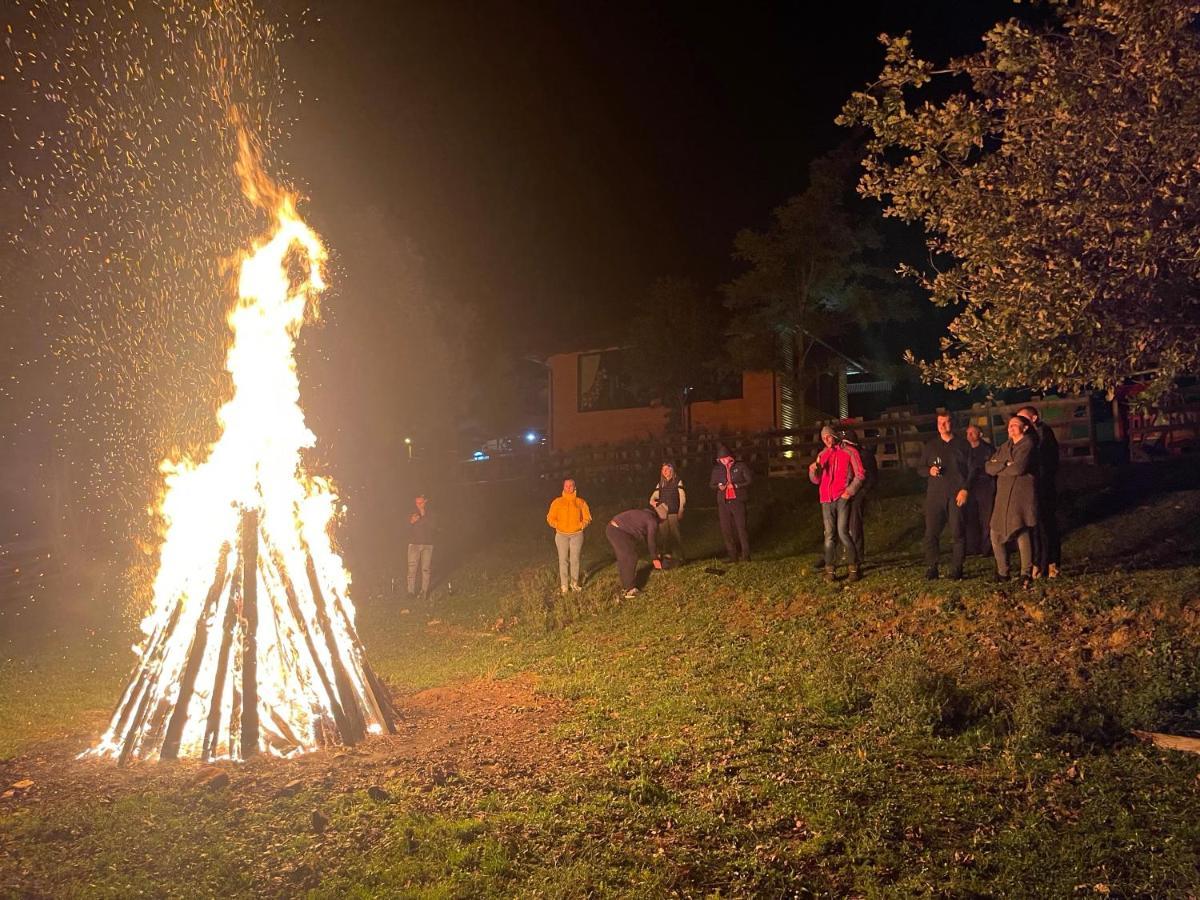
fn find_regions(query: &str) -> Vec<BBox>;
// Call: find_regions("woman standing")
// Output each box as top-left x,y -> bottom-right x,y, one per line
649,462 -> 687,562
985,415 -> 1038,588
546,478 -> 592,594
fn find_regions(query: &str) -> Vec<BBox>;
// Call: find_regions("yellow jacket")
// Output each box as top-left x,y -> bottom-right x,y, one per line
547,493 -> 592,534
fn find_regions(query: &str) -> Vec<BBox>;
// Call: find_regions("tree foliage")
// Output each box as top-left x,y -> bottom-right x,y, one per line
625,276 -> 726,432
838,0 -> 1200,402
722,143 -> 914,417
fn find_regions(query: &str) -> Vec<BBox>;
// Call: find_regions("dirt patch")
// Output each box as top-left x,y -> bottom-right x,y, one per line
0,672 -> 574,820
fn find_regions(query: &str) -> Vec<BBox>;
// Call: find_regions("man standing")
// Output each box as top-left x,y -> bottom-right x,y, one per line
546,478 -> 592,594
649,463 -> 687,562
406,493 -> 435,602
710,445 -> 752,562
920,412 -> 973,580
1018,405 -> 1061,578
962,423 -> 996,557
840,428 -> 877,567
810,426 -> 867,582
606,503 -> 667,599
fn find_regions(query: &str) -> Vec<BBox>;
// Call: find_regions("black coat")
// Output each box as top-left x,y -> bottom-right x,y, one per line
985,437 -> 1037,541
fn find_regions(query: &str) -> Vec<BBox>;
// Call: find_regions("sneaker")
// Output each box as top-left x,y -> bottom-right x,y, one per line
560,585 -> 569,596
622,588 -> 640,600
925,568 -> 939,581
1031,565 -> 1042,580
570,582 -> 582,592
1047,564 -> 1060,579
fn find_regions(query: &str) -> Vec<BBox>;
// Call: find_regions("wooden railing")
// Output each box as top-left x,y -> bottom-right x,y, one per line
459,396 -> 1102,484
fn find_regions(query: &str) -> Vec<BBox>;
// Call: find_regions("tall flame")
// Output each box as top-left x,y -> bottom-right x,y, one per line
87,120 -> 393,762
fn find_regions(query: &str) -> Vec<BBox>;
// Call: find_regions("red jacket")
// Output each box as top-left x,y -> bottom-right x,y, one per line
810,445 -> 866,503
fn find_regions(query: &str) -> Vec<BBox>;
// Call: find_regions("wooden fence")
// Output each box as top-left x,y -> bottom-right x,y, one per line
459,396 -> 1102,485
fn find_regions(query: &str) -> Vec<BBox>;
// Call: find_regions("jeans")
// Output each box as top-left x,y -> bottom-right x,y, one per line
407,543 -> 433,594
847,491 -> 868,563
555,531 -> 584,587
991,527 -> 1032,577
821,498 -> 858,568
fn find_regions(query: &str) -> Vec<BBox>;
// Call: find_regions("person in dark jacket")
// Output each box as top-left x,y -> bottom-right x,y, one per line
840,428 -> 877,567
986,415 -> 1039,587
919,412 -> 975,580
709,444 -> 752,562
962,423 -> 996,557
1018,405 -> 1061,578
649,463 -> 687,561
606,504 -> 667,599
406,493 -> 435,601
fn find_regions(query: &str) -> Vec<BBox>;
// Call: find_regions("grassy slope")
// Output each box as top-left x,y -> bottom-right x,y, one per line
2,462 -> 1200,897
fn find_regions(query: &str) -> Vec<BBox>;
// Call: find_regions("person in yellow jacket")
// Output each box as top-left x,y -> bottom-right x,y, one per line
546,478 -> 592,594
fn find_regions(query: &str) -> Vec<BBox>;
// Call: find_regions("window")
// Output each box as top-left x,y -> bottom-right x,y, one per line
688,370 -> 743,403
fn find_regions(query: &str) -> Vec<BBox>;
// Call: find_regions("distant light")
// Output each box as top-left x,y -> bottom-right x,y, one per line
524,431 -> 538,443
472,450 -> 489,462
403,437 -> 412,445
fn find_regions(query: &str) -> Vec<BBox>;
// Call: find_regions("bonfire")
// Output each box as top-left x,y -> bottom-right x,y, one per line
86,121 -> 395,764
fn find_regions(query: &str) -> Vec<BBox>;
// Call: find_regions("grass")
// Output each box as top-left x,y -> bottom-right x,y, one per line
2,460 -> 1200,896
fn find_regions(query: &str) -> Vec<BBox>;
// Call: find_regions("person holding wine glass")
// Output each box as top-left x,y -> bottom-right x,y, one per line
919,412 -> 975,580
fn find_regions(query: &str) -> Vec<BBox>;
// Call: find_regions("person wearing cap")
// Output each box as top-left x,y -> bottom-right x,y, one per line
840,428 -> 877,567
546,478 -> 592,594
606,503 -> 668,599
709,444 -> 753,562
649,462 -> 687,562
919,412 -> 975,580
809,425 -> 867,582
406,493 -> 435,602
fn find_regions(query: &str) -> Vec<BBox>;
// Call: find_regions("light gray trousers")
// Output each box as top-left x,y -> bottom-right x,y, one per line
555,531 -> 584,587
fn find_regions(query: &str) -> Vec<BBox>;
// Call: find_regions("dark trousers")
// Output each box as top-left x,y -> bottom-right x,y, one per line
606,524 -> 640,590
1034,488 -> 1060,569
963,483 -> 995,557
718,498 -> 750,561
924,494 -> 965,575
847,491 -> 868,563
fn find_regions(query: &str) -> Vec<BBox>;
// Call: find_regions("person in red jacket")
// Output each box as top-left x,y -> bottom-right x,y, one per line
809,425 -> 867,582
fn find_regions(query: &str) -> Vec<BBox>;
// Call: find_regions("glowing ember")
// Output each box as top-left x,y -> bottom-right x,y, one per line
85,118 -> 394,763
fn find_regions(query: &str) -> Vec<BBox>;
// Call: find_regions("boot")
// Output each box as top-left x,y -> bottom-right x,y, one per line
824,566 -> 836,583
847,565 -> 861,583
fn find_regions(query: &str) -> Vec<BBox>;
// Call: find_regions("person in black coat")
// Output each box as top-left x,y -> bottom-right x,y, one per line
840,428 -> 877,566
1018,405 -> 1061,578
709,444 -> 752,562
962,423 -> 996,557
919,412 -> 975,580
606,504 -> 667,599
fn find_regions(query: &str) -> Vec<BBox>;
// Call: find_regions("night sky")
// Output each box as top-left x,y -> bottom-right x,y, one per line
0,0 -> 1025,557
285,0 -> 1020,350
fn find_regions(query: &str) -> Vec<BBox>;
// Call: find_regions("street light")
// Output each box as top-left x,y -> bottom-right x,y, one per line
404,437 -> 412,460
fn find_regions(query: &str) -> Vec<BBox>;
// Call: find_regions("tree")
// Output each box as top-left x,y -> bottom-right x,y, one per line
838,0 -> 1200,403
625,276 -> 727,433
722,143 -> 914,424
